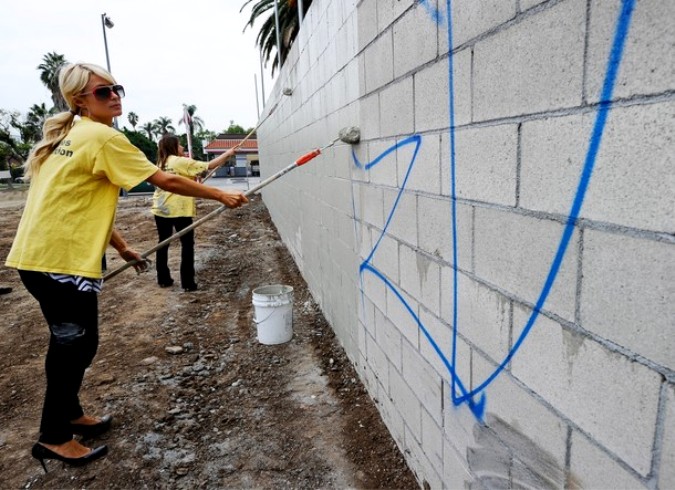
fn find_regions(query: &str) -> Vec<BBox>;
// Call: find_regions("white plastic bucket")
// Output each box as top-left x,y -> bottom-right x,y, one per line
252,284 -> 294,345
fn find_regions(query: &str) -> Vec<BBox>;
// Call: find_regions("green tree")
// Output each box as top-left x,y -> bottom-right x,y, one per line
127,111 -> 139,130
37,52 -> 68,112
224,120 -> 247,134
154,117 -> 175,136
139,122 -> 157,141
123,129 -> 157,163
196,128 -> 217,143
0,110 -> 28,170
178,104 -> 204,136
179,133 -> 205,159
242,0 -> 312,74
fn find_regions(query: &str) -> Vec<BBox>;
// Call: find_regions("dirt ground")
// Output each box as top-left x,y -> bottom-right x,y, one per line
0,192 -> 418,489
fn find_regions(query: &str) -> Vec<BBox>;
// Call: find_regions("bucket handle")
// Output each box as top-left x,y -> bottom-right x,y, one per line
252,309 -> 278,325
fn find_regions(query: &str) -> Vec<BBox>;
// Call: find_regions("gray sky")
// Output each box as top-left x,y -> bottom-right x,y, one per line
0,0 -> 276,133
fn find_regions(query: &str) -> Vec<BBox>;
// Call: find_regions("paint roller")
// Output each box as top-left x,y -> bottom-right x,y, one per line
103,126 -> 361,281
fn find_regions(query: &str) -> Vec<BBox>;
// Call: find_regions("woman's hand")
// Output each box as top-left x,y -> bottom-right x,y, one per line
119,248 -> 149,273
218,190 -> 248,208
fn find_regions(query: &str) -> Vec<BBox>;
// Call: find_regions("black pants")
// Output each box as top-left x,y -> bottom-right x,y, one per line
18,270 -> 99,444
154,215 -> 196,289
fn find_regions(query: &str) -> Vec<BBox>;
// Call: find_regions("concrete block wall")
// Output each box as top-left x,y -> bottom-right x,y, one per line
257,0 -> 674,487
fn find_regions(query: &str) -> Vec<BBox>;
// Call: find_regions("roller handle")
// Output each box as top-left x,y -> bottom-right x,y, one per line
295,149 -> 321,166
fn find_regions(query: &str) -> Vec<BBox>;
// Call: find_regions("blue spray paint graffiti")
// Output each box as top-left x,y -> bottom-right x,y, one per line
353,0 -> 636,420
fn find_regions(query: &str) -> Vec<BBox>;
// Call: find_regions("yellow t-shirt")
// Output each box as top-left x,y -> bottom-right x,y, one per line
5,117 -> 158,278
151,155 -> 209,218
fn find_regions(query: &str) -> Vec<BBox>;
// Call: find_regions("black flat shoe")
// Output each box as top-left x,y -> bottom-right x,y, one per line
32,443 -> 108,473
71,414 -> 112,439
182,284 -> 198,292
158,279 -> 174,288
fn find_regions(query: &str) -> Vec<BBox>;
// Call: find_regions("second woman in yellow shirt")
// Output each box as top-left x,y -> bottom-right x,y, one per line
151,134 -> 234,291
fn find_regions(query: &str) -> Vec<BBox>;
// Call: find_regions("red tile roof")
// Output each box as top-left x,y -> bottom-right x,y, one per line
204,139 -> 258,151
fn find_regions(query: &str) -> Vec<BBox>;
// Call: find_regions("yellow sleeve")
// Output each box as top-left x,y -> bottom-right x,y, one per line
93,134 -> 159,190
172,156 -> 209,178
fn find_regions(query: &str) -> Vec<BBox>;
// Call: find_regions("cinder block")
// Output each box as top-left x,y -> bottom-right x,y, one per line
520,113 -> 591,215
457,277 -> 511,365
324,177 -> 353,215
420,197 -> 472,270
442,440 -> 473,489
377,0 -> 413,32
474,207 -> 578,321
358,53 -> 367,100
364,30 -> 394,93
586,102 -> 674,231
414,58 -> 451,133
399,244 -> 441,316
380,77 -> 415,138
344,57 -> 360,103
354,182 -> 384,229
367,138 -> 399,187
402,340 -> 444,424
520,0 -> 547,10
361,262 -> 387,314
371,232 -> 399,284
473,0 -> 585,120
570,431 -> 646,489
389,367 -> 422,442
451,0 -> 517,46
436,48 -> 472,127
386,281 -> 420,349
660,383 -> 675,489
398,133 -> 441,195
383,188 -> 418,246
334,208 -> 356,251
472,353 -> 567,486
365,329 -> 391,389
329,240 -> 359,286
454,123 -> 518,206
403,432 -> 444,489
581,230 -> 675,370
360,92 -> 380,141
393,1 -> 438,78
523,103 -> 675,231
422,407 -> 444,474
586,0 -> 674,102
400,244 -> 423,300
379,381 -> 406,446
357,223 -> 372,263
443,390 -> 481,467
511,306 -> 661,476
375,305 -> 403,372
418,307 -> 464,382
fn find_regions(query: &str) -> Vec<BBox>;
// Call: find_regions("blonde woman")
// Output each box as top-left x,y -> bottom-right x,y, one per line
152,134 -> 234,291
5,62 -> 247,471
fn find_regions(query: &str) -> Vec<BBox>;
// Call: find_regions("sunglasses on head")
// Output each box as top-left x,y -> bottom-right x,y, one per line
80,84 -> 125,101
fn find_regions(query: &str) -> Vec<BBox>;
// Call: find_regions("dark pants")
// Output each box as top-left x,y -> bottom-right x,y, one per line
18,270 -> 99,444
154,215 -> 196,289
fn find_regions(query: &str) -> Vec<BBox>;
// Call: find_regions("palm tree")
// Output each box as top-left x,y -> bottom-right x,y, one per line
19,103 -> 53,143
37,52 -> 69,112
178,104 -> 204,137
153,117 -> 175,136
139,122 -> 157,141
241,0 -> 312,74
127,112 -> 139,130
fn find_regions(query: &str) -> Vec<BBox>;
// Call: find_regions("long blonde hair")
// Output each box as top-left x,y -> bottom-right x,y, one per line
23,63 -> 116,179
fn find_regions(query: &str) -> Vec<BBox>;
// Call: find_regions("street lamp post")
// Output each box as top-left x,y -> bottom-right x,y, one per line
101,12 -> 123,203
101,13 -> 114,74
100,13 -> 118,130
